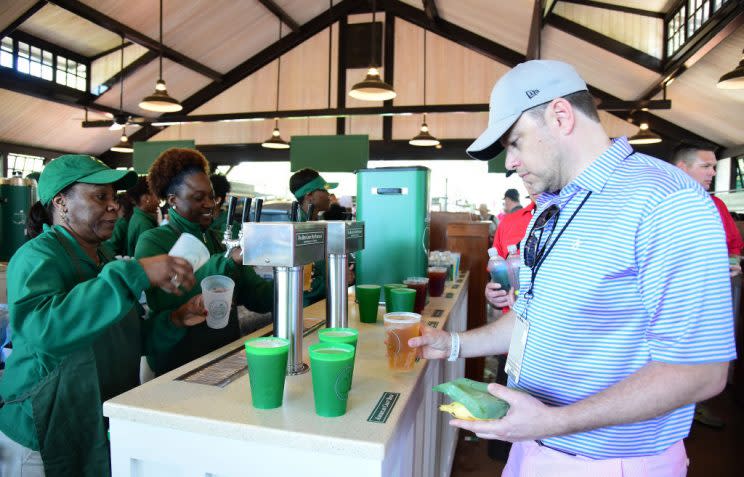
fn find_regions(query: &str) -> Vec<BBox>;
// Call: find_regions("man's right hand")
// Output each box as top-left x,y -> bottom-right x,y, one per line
138,255 -> 196,295
485,282 -> 513,309
408,325 -> 451,360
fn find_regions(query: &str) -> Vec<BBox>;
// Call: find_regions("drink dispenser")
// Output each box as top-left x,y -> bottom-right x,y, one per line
0,172 -> 36,261
238,201 -> 327,375
323,220 -> 365,328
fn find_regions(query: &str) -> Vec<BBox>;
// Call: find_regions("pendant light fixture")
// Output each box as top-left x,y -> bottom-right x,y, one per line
111,36 -> 133,153
262,22 -> 290,149
139,0 -> 182,112
349,0 -> 396,101
628,122 -> 661,145
717,48 -> 744,89
410,30 -> 439,147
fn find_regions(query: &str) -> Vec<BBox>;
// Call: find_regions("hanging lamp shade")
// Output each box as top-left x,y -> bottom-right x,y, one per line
262,119 -> 290,149
349,67 -> 396,101
139,0 -> 182,112
628,122 -> 661,145
717,49 -> 744,89
111,131 -> 133,153
409,116 -> 439,147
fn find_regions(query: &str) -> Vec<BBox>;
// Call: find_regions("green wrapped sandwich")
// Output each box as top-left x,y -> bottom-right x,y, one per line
434,378 -> 510,420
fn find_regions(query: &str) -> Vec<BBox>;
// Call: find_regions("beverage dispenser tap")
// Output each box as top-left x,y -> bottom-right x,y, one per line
222,196 -> 240,258
289,201 -> 299,222
306,203 -> 315,221
253,198 -> 263,222
240,211 -> 327,375
323,219 -> 365,328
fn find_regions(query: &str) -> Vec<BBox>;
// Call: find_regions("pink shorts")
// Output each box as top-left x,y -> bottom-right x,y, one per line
502,440 -> 688,477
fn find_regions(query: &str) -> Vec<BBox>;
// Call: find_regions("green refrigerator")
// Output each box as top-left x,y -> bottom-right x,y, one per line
355,167 -> 430,297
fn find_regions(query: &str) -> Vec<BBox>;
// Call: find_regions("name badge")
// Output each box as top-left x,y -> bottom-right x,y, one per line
504,314 -> 530,384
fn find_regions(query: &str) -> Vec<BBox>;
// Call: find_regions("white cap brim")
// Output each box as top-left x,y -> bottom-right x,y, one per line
466,112 -> 520,161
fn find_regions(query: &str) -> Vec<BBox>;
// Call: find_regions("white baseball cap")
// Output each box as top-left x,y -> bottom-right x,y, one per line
467,60 -> 588,161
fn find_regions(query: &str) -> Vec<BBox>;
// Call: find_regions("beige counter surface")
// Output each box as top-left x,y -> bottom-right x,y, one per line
103,274 -> 469,467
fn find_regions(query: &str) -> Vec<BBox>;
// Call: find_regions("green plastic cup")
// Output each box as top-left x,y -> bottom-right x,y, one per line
318,328 -> 359,387
356,284 -> 382,324
389,287 -> 416,312
244,337 -> 290,409
383,283 -> 406,313
309,343 -> 355,417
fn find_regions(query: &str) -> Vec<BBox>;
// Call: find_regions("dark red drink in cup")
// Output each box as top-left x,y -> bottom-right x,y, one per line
404,277 -> 429,313
427,267 -> 447,297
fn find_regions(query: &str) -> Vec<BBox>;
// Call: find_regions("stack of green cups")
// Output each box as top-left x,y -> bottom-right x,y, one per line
383,283 -> 407,313
244,337 -> 290,409
309,342 -> 356,417
356,284 -> 382,323
318,327 -> 359,386
389,287 -> 416,312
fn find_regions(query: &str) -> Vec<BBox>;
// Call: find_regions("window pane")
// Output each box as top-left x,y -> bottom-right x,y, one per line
57,56 -> 66,69
17,57 -> 29,74
41,64 -> 52,80
0,51 -> 11,68
56,69 -> 65,84
1,37 -> 12,52
42,50 -> 52,65
76,76 -> 85,91
29,61 -> 41,77
18,42 -> 28,57
67,60 -> 77,73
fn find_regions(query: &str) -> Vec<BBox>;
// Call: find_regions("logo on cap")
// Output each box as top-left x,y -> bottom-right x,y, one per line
525,89 -> 540,99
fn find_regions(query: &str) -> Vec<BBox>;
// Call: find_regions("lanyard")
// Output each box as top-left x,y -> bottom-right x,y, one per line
523,190 -> 592,301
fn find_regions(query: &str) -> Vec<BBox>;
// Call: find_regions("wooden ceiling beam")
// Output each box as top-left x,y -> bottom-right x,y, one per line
89,41 -> 134,62
46,0 -> 223,81
95,50 -> 159,95
257,0 -> 300,31
422,0 -> 439,23
0,0 -> 46,38
526,0 -> 543,60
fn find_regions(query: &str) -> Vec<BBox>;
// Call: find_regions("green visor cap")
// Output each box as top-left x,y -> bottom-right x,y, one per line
38,154 -> 138,205
292,174 -> 338,201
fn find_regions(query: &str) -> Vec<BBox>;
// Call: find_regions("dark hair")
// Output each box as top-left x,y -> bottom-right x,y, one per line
527,90 -> 600,123
671,142 -> 716,166
126,176 -> 151,206
26,183 -> 75,238
147,148 -> 210,200
210,174 -> 231,200
289,168 -> 320,195
322,203 -> 347,220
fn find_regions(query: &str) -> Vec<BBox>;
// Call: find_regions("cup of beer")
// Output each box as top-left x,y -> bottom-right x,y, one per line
383,312 -> 421,370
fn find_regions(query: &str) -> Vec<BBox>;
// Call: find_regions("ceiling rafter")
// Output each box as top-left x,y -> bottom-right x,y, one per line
46,0 -> 223,81
559,0 -> 666,18
89,41 -> 134,62
0,0 -> 46,38
422,0 -> 439,23
95,50 -> 160,96
545,14 -> 662,71
257,0 -> 300,31
527,0 -> 543,60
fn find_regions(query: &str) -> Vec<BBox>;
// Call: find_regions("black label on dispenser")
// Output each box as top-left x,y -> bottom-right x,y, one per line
427,321 -> 439,328
368,392 -> 400,424
445,292 -> 454,299
432,309 -> 444,318
296,231 -> 325,247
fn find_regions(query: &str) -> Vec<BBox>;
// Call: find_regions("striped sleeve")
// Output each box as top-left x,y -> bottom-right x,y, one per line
636,187 -> 736,364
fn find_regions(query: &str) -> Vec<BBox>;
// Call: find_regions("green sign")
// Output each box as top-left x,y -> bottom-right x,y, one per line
290,135 -> 368,172
367,392 -> 400,424
133,140 -> 196,174
487,149 -> 507,174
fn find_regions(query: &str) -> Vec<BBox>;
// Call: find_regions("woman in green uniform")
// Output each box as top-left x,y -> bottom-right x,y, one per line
289,168 -> 336,306
125,176 -> 159,257
0,154 -> 204,477
135,148 -> 274,375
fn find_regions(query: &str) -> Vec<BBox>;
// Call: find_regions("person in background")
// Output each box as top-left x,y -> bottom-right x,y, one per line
209,174 -> 231,236
289,168 -> 337,306
503,188 -> 522,214
104,192 -> 133,255
323,202 -> 348,221
135,148 -> 273,375
411,60 -> 735,476
125,176 -> 159,257
0,154 -> 201,477
477,203 -> 498,242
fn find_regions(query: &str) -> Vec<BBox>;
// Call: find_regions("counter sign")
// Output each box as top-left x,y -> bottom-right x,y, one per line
367,392 -> 400,423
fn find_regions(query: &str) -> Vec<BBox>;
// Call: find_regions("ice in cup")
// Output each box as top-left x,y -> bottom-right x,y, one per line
383,312 -> 421,370
427,267 -> 448,297
389,288 -> 416,313
356,284 -> 381,323
404,277 -> 429,313
169,232 -> 210,272
244,337 -> 290,409
309,343 -> 356,417
201,275 -> 235,329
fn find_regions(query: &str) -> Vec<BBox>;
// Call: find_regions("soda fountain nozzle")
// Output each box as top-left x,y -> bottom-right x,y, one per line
242,197 -> 253,224
222,195 -> 241,258
254,198 -> 264,223
290,201 -> 299,222
306,203 -> 315,221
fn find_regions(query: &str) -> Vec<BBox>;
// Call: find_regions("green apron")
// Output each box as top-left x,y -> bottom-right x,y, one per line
2,230 -> 142,477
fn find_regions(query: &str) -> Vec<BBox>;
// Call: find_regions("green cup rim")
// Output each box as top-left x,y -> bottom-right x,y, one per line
318,327 -> 359,339
356,284 -> 382,290
383,283 -> 406,289
244,337 -> 290,355
309,342 -> 355,361
390,287 -> 416,296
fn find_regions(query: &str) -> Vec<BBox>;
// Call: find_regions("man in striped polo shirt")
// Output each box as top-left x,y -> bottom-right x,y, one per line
411,60 -> 736,476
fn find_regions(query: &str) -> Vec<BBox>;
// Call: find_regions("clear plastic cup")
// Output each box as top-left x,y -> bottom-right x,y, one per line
201,275 -> 235,329
169,233 -> 210,273
383,312 -> 421,370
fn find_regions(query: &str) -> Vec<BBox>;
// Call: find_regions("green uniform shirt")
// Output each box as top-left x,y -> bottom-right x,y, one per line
126,207 -> 158,257
0,224 -> 154,451
135,209 -> 273,375
104,216 -> 129,256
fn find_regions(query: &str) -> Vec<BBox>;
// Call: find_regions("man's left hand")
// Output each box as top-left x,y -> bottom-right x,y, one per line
448,383 -> 561,442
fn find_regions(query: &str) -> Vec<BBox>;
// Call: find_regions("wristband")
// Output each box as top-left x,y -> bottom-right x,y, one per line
447,332 -> 460,362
